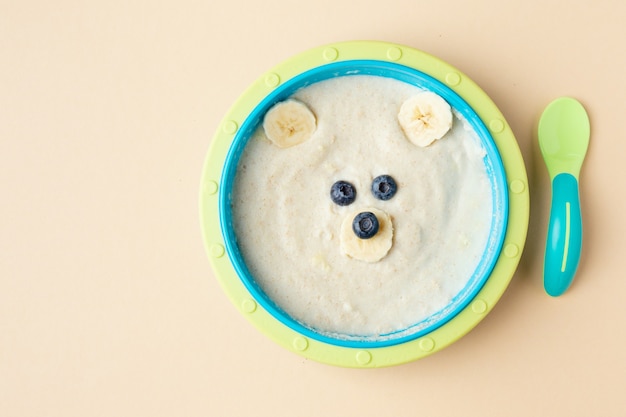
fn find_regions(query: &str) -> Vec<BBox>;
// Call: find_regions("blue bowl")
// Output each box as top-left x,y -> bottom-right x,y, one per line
218,59 -> 509,349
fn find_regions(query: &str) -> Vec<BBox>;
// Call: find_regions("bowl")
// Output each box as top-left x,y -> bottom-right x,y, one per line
200,41 -> 529,367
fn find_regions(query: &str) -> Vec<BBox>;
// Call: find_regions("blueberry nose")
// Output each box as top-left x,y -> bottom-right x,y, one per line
352,211 -> 380,239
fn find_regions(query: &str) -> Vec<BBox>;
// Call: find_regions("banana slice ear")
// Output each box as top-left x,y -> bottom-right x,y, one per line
262,99 -> 317,148
398,91 -> 453,147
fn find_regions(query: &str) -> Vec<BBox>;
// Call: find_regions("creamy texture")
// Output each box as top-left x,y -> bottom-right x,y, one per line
231,75 -> 495,341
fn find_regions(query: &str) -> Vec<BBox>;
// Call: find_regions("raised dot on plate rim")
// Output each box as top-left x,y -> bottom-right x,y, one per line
489,119 -> 505,133
323,47 -> 338,61
222,120 -> 238,134
445,72 -> 461,86
356,350 -> 372,365
292,337 -> 309,351
510,179 -> 526,194
419,337 -> 435,352
241,298 -> 257,313
210,243 -> 225,258
204,180 -> 218,195
472,299 -> 488,314
265,72 -> 280,87
504,243 -> 520,258
386,47 -> 402,61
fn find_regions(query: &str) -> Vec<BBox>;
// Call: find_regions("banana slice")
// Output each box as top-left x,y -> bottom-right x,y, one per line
340,208 -> 393,263
398,91 -> 453,147
262,99 -> 317,148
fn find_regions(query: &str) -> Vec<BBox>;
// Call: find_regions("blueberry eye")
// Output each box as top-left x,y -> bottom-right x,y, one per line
330,180 -> 356,206
371,175 -> 397,201
352,212 -> 379,239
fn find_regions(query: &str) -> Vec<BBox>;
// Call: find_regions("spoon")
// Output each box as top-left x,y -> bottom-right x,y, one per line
538,97 -> 590,297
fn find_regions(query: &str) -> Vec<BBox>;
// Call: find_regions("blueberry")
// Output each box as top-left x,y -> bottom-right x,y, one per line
371,175 -> 397,201
352,212 -> 379,239
330,180 -> 356,206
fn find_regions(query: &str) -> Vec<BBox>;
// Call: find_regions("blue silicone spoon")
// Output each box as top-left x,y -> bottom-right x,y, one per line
538,97 -> 590,297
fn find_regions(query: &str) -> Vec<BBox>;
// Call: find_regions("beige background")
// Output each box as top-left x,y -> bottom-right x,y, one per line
2,0 -> 625,416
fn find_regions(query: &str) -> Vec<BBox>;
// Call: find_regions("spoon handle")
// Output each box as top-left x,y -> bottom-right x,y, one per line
544,173 -> 583,296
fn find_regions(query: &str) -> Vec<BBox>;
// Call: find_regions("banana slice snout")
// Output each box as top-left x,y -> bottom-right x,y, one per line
262,99 -> 317,148
398,91 -> 453,147
340,208 -> 393,263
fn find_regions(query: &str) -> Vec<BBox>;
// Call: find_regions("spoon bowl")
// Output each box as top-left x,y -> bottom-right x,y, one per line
539,98 -> 590,180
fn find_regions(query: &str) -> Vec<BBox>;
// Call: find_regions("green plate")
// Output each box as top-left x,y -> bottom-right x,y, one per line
199,40 -> 529,367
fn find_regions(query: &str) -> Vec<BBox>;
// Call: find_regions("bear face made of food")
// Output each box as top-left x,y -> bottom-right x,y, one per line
231,75 -> 493,341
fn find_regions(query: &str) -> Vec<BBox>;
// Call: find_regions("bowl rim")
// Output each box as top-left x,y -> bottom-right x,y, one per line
199,40 -> 529,367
